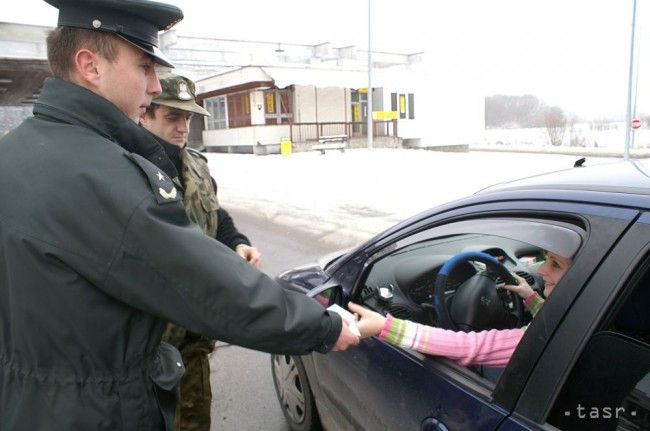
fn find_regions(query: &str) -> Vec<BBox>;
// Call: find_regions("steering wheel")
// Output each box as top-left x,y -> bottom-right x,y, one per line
432,251 -> 524,331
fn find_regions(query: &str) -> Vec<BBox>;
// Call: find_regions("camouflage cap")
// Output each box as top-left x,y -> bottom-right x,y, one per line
153,74 -> 210,116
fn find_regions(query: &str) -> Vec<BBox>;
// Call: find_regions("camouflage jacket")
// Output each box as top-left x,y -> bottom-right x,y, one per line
179,147 -> 219,238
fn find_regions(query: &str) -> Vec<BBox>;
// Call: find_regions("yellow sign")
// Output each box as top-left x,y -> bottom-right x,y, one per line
358,88 -> 368,94
399,95 -> 406,114
353,105 -> 361,122
372,111 -> 398,120
265,93 -> 275,113
280,139 -> 292,157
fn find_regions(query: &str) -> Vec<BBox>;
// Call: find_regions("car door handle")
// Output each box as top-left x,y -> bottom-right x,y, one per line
421,417 -> 449,431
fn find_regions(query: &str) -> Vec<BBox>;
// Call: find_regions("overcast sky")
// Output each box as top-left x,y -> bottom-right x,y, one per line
4,0 -> 648,119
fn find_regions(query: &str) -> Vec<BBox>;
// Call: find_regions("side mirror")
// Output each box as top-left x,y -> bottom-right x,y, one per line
307,284 -> 343,307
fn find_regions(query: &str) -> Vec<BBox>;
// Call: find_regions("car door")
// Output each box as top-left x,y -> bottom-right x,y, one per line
310,201 -> 637,431
498,211 -> 650,431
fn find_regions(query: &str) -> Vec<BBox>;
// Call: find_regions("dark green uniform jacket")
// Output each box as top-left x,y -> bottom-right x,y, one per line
0,78 -> 341,430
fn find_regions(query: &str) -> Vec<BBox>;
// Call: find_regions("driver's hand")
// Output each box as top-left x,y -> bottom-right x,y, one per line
503,273 -> 535,299
348,302 -> 386,338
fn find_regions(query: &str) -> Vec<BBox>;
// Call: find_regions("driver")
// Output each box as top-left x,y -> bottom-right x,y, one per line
350,251 -> 571,366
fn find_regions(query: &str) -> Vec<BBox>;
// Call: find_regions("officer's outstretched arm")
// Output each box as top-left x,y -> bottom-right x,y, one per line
101,195 -> 344,355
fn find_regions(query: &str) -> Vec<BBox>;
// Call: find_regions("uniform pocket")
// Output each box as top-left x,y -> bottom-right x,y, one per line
147,342 -> 186,430
199,193 -> 219,213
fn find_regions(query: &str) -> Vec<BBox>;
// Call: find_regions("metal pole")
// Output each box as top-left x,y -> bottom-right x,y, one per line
631,19 -> 642,150
624,0 -> 637,160
367,0 -> 373,150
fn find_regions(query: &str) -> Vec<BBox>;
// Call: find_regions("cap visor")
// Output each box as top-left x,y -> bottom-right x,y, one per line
153,99 -> 210,116
116,34 -> 175,68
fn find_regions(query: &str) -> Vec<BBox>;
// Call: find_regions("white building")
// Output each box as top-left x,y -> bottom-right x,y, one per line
0,24 -> 486,151
194,65 -> 421,153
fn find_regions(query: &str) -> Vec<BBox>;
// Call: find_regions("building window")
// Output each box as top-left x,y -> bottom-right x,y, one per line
408,93 -> 415,119
391,93 -> 397,112
264,89 -> 293,125
205,96 -> 227,130
399,94 -> 406,119
227,92 -> 251,128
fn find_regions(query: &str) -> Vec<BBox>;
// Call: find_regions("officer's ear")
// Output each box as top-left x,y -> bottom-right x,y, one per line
139,106 -> 157,127
73,49 -> 102,88
139,112 -> 148,126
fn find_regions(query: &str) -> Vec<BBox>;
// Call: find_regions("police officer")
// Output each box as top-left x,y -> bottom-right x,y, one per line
0,1 -> 359,430
140,74 -> 261,431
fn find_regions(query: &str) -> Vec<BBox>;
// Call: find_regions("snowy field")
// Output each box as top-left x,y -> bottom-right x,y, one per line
205,149 -> 637,246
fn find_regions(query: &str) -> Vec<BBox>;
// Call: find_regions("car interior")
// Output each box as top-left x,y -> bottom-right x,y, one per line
353,218 -> 584,374
359,233 -> 545,328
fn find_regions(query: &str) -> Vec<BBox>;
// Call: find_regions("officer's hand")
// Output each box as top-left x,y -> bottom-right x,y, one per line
331,320 -> 360,352
235,244 -> 262,268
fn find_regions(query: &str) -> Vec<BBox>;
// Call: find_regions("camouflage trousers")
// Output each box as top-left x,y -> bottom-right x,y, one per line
163,324 -> 214,431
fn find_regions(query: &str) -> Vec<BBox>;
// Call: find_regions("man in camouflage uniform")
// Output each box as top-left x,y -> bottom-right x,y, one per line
140,74 -> 260,431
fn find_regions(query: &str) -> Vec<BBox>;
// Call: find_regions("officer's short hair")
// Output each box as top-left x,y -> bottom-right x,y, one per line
143,103 -> 162,119
46,27 -> 119,80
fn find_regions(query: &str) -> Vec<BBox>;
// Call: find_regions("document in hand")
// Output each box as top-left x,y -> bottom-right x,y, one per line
327,304 -> 361,337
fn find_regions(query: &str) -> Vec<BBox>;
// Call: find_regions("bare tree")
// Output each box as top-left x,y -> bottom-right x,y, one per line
567,115 -> 585,147
543,106 -> 567,146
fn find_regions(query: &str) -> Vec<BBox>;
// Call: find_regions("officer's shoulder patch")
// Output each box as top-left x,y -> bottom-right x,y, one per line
185,147 -> 207,162
125,153 -> 181,205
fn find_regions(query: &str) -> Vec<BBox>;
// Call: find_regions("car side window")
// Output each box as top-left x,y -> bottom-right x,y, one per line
547,260 -> 650,431
359,234 -> 541,327
355,217 -> 583,371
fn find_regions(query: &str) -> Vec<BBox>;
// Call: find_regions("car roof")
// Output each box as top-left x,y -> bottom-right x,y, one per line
478,159 -> 650,197
329,160 -> 650,275
394,160 -> 650,240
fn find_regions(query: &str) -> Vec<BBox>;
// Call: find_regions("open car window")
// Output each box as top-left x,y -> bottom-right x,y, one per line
356,217 -> 584,331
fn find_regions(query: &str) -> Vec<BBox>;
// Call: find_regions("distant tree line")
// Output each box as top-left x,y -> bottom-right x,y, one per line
485,94 -> 544,128
486,95 -> 649,146
485,94 -> 569,145
642,114 -> 650,125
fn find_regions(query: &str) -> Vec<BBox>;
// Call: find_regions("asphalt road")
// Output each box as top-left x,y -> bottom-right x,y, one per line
209,208 -> 348,431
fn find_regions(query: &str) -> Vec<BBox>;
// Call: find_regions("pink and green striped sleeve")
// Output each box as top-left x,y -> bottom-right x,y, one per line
524,291 -> 545,317
378,314 -> 525,367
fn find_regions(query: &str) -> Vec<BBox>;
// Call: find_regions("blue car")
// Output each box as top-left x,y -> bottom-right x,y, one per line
270,160 -> 650,431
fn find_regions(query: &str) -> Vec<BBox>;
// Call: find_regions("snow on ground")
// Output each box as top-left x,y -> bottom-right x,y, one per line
205,149 -> 625,247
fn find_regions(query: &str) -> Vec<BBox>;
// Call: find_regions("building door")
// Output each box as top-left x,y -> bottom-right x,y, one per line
351,89 -> 368,137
